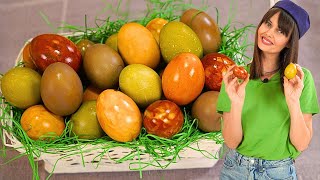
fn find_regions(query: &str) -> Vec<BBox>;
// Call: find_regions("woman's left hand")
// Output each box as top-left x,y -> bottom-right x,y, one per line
283,64 -> 304,103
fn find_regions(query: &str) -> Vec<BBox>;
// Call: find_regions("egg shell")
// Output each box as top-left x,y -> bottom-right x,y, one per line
143,100 -> 184,138
118,22 -> 160,69
41,62 -> 83,116
30,34 -> 82,73
201,53 -> 235,91
96,89 -> 142,142
119,64 -> 162,108
181,9 -> 221,54
159,21 -> 203,63
191,91 -> 221,132
83,44 -> 124,90
162,52 -> 205,105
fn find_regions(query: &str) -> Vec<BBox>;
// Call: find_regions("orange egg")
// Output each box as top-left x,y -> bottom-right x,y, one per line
82,85 -> 103,102
146,18 -> 168,44
22,42 -> 37,70
96,89 -> 142,142
118,22 -> 160,69
20,105 -> 65,140
162,52 -> 205,105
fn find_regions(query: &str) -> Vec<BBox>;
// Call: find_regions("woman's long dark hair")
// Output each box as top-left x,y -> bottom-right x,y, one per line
250,8 -> 300,89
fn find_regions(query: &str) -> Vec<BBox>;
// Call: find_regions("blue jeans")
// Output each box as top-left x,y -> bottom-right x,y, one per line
220,149 -> 297,180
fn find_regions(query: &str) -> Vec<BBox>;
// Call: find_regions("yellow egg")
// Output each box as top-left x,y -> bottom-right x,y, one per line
119,64 -> 162,108
284,63 -> 297,79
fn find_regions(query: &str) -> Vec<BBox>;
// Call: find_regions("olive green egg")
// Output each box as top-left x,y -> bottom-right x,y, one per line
83,44 -> 124,90
41,62 -> 83,116
159,21 -> 203,63
69,100 -> 104,139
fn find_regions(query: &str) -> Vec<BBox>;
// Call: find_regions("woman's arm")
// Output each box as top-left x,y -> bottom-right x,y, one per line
221,66 -> 249,149
222,102 -> 244,149
284,65 -> 313,151
287,102 -> 313,152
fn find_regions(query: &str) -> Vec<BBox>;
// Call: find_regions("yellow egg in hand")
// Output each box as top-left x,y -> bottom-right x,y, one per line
284,63 -> 297,79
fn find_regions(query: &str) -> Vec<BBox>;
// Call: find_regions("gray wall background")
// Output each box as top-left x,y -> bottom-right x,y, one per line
0,0 -> 319,179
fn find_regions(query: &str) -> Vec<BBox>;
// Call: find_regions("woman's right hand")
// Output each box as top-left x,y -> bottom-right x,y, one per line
223,65 -> 250,105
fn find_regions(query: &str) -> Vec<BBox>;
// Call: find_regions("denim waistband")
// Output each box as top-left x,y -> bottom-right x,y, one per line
228,149 -> 294,168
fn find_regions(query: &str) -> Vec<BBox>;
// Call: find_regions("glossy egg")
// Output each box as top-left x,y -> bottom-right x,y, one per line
118,22 -> 160,69
284,63 -> 297,79
191,91 -> 221,132
159,21 -> 203,63
41,62 -> 83,116
119,64 -> 162,108
181,9 -> 221,54
162,52 -> 205,105
76,39 -> 94,57
83,44 -> 124,90
30,34 -> 82,73
202,53 -> 235,91
22,42 -> 37,70
143,100 -> 184,138
82,85 -> 103,102
96,89 -> 142,142
146,17 -> 168,44
20,105 -> 65,140
233,66 -> 248,79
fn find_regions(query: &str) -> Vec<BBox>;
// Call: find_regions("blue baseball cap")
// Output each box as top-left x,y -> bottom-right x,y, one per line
273,0 -> 310,38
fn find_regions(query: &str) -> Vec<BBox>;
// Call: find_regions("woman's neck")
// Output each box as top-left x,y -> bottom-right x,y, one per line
261,53 -> 280,75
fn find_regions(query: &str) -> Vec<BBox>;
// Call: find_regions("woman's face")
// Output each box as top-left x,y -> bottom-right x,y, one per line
257,12 -> 290,55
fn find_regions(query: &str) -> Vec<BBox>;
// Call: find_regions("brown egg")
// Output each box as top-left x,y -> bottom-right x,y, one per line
83,44 -> 124,90
41,62 -> 83,116
191,91 -> 221,132
181,8 -> 221,54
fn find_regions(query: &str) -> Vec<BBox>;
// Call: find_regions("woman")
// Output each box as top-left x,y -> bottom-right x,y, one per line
217,1 -> 319,179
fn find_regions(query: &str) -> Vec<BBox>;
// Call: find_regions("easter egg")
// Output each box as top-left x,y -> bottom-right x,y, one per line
30,34 -> 82,73
191,91 -> 221,132
96,89 -> 142,142
232,66 -> 248,80
41,62 -> 83,116
181,8 -> 221,54
83,44 -> 124,90
284,63 -> 297,79
22,42 -> 37,70
119,64 -> 162,108
20,105 -> 65,140
143,100 -> 184,138
118,22 -> 160,69
162,52 -> 205,105
159,21 -> 203,63
146,17 -> 168,44
1,67 -> 41,109
202,53 -> 235,91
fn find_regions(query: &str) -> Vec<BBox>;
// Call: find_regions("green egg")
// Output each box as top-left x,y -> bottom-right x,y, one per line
159,21 -> 203,63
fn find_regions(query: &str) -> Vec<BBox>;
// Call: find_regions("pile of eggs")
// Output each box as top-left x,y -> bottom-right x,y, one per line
1,8 -> 246,142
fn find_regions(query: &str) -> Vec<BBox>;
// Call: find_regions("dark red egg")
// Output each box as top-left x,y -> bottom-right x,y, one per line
30,34 -> 82,73
143,100 -> 184,139
201,53 -> 235,91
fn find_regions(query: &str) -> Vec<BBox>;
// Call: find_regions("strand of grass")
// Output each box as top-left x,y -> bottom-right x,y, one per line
219,23 -> 255,65
39,11 -> 58,34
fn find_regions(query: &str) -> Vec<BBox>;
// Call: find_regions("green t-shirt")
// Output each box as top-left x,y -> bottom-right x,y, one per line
217,66 -> 319,160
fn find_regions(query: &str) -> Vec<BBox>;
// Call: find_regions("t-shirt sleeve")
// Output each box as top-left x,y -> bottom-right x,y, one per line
300,68 -> 319,115
216,81 -> 231,114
